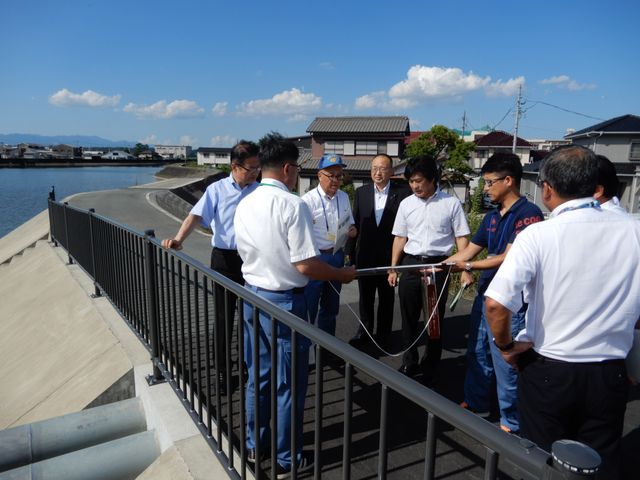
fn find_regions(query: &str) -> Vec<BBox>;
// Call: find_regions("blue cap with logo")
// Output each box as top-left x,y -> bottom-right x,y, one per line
318,154 -> 346,170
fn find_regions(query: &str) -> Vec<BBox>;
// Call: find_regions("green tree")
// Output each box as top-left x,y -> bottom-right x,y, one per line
132,143 -> 149,157
404,125 -> 475,178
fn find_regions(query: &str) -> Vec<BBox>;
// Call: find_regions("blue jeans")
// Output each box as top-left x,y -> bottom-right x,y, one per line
243,286 -> 311,469
304,250 -> 344,336
463,293 -> 525,432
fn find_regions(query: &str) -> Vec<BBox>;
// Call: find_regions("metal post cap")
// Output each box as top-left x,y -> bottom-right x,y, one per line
551,440 -> 601,475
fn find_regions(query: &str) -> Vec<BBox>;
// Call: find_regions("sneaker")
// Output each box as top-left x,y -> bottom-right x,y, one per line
276,454 -> 313,479
246,448 -> 265,464
459,401 -> 490,418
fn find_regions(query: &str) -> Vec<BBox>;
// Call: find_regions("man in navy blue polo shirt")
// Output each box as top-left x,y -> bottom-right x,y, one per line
446,152 -> 543,433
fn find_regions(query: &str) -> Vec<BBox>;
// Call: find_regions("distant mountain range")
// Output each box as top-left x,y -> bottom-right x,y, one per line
0,133 -> 137,148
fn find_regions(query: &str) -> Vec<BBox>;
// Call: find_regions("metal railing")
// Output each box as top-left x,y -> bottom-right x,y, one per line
47,197 -> 600,480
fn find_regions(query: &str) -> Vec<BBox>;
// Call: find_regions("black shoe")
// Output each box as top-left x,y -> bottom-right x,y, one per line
348,331 -> 369,348
276,454 -> 313,479
398,363 -> 421,377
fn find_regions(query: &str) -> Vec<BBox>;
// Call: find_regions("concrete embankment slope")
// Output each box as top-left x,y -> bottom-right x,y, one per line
0,211 -> 228,479
0,238 -> 133,428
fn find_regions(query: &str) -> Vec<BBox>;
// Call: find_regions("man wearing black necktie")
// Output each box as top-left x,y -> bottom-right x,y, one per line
347,154 -> 410,348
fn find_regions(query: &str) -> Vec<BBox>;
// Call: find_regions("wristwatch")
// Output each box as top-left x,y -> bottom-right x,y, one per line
493,338 -> 514,352
464,262 -> 473,272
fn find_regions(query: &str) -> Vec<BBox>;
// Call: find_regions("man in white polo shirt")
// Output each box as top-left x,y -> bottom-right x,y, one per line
234,133 -> 356,478
484,145 -> 640,478
388,155 -> 470,385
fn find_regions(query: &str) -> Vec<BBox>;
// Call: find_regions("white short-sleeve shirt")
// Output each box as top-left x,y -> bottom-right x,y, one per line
485,197 -> 640,362
301,186 -> 354,250
234,178 -> 319,290
392,189 -> 470,256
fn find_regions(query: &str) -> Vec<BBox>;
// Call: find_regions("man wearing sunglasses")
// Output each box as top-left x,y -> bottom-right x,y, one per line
446,152 -> 543,434
161,140 -> 260,393
301,154 -> 357,336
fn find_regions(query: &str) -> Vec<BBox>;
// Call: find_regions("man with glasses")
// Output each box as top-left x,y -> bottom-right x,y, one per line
446,152 -> 543,434
301,154 -> 357,336
234,133 -> 356,476
346,154 -> 410,349
161,140 -> 260,393
485,145 -> 640,477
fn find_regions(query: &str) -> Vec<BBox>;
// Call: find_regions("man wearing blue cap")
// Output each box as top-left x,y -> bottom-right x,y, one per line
301,154 -> 357,336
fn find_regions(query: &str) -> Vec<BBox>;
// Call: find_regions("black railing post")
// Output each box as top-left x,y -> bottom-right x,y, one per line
63,202 -> 72,264
144,229 -> 165,385
88,209 -> 101,298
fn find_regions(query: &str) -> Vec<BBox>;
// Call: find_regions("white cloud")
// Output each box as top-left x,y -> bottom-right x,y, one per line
49,88 -> 121,108
355,65 -> 525,109
355,91 -> 385,110
210,135 -> 237,147
484,76 -> 525,97
409,118 -> 421,129
139,134 -> 157,144
319,61 -> 335,70
179,135 -> 197,146
540,75 -> 596,91
212,101 -> 228,116
236,88 -> 322,119
123,99 -> 205,119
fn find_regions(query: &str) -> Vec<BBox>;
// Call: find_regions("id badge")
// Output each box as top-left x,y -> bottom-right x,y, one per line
326,232 -> 336,242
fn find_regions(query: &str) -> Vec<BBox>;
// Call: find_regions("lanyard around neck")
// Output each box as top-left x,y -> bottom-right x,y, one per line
556,200 -> 600,217
317,188 -> 339,232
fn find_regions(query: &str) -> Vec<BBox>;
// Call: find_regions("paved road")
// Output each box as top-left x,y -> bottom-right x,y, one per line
68,183 -> 639,479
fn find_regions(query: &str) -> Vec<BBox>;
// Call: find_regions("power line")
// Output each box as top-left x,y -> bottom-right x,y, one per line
524,99 -> 605,121
491,108 -> 512,130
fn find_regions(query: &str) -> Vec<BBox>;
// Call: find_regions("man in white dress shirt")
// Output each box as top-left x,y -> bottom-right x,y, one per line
301,154 -> 357,336
388,155 -> 470,385
234,133 -> 356,477
484,145 -> 640,478
594,154 -> 628,215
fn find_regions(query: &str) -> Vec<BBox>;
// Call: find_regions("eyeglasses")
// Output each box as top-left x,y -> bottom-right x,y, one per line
535,176 -> 546,188
484,176 -> 506,188
234,163 -> 261,173
286,163 -> 301,172
320,171 -> 344,181
371,166 -> 391,173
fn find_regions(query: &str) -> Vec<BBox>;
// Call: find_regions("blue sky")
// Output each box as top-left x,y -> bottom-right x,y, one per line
2,0 -> 638,147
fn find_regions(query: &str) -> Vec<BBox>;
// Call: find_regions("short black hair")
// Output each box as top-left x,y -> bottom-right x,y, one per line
481,152 -> 523,186
258,132 -> 299,170
596,154 -> 620,199
230,140 -> 259,165
539,145 -> 598,199
404,155 -> 439,183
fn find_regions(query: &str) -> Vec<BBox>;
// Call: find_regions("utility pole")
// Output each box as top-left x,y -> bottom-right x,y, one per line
461,111 -> 467,140
512,84 -> 522,153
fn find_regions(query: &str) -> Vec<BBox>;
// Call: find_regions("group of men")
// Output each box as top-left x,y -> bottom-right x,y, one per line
162,137 -> 639,479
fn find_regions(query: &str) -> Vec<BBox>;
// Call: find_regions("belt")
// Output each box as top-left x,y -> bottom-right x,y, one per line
532,351 -> 625,366
319,248 -> 333,255
405,253 -> 447,263
213,247 -> 239,255
249,284 -> 305,295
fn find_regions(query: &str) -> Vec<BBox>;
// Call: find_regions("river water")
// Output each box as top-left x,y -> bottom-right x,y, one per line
0,166 -> 161,238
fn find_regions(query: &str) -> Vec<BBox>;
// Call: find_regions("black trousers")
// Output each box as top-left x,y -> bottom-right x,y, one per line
398,255 -> 449,370
210,247 -> 244,375
357,274 -> 395,337
518,350 -> 628,479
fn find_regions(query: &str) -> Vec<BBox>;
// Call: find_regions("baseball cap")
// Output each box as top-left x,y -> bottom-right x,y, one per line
318,154 -> 346,170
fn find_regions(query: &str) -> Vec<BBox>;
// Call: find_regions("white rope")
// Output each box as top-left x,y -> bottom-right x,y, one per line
329,263 -> 454,357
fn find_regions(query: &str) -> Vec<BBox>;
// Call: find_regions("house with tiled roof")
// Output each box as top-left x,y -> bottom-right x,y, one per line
299,116 -> 410,194
564,114 -> 640,213
470,131 -> 533,170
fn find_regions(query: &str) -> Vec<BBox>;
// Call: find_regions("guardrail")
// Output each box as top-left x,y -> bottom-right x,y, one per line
47,196 -> 600,480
